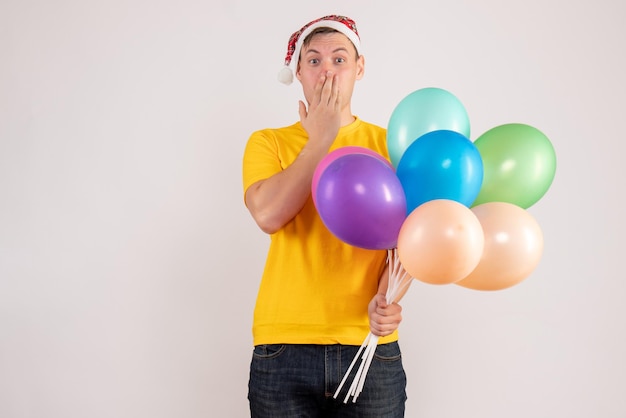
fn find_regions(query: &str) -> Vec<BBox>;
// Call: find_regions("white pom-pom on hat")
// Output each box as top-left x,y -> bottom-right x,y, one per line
278,15 -> 361,86
277,66 -> 294,85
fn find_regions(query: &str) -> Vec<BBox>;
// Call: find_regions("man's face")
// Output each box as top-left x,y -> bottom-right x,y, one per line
296,32 -> 364,108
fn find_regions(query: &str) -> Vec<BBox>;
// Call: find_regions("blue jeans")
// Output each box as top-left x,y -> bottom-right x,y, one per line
248,342 -> 407,417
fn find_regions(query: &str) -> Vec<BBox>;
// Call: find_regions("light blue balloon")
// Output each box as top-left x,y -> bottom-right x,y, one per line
387,87 -> 471,168
396,130 -> 483,214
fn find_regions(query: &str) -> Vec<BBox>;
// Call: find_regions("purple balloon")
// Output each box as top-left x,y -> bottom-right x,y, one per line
315,153 -> 407,250
312,146 -> 392,206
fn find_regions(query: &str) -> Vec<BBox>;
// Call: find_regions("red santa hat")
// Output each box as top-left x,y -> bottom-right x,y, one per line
277,15 -> 362,85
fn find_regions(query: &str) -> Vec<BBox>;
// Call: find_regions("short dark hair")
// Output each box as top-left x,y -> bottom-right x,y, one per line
299,27 -> 360,62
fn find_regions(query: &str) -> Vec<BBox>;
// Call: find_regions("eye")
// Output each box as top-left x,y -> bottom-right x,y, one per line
308,58 -> 319,65
335,57 -> 346,64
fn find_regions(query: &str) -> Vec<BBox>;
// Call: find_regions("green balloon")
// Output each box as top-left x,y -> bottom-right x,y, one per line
472,123 -> 556,209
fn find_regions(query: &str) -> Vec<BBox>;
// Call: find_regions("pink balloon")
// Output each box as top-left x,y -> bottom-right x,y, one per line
397,199 -> 484,285
312,146 -> 392,206
456,202 -> 544,291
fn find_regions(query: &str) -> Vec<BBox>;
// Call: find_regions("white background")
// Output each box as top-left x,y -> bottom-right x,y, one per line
1,0 -> 625,417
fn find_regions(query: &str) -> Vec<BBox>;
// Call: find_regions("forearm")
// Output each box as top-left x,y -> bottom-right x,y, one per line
377,264 -> 390,296
245,140 -> 329,234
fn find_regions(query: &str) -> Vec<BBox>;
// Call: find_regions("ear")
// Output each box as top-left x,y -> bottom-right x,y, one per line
295,62 -> 302,81
355,55 -> 365,80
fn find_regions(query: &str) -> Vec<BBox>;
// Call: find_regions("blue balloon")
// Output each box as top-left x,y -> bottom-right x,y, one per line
387,87 -> 471,168
396,130 -> 483,214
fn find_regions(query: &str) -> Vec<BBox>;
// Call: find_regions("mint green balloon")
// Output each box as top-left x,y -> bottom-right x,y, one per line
387,87 -> 471,168
472,123 -> 556,209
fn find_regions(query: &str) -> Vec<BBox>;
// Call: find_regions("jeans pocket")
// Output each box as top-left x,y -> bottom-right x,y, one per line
373,341 -> 402,362
252,344 -> 287,359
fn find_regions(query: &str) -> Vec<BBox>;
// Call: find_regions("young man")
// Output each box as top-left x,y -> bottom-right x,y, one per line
242,15 -> 407,417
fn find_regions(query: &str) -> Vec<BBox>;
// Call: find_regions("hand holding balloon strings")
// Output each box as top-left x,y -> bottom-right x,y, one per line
333,249 -> 413,403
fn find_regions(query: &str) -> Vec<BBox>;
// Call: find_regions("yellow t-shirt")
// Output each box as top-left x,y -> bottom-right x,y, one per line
242,117 -> 399,346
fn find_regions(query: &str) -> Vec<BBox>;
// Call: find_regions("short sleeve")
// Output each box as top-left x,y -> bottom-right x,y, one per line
242,130 -> 283,202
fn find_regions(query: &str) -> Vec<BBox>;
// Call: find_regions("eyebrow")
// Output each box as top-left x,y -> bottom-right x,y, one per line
304,47 -> 350,55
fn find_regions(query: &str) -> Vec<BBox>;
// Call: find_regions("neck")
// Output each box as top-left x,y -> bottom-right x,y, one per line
340,109 -> 356,127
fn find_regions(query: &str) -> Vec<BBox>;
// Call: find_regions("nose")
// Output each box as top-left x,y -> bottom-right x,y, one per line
320,59 -> 333,73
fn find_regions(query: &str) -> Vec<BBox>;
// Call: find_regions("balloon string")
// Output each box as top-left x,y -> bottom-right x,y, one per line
387,248 -> 410,303
333,333 -> 371,399
334,248 -> 414,403
347,334 -> 379,402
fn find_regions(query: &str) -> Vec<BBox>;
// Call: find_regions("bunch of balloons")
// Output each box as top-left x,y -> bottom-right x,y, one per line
313,87 -> 557,291
317,87 -> 557,405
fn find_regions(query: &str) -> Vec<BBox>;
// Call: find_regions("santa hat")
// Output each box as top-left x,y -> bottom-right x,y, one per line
277,15 -> 361,85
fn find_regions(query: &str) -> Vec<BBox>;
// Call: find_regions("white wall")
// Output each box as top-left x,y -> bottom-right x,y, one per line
1,0 -> 624,417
